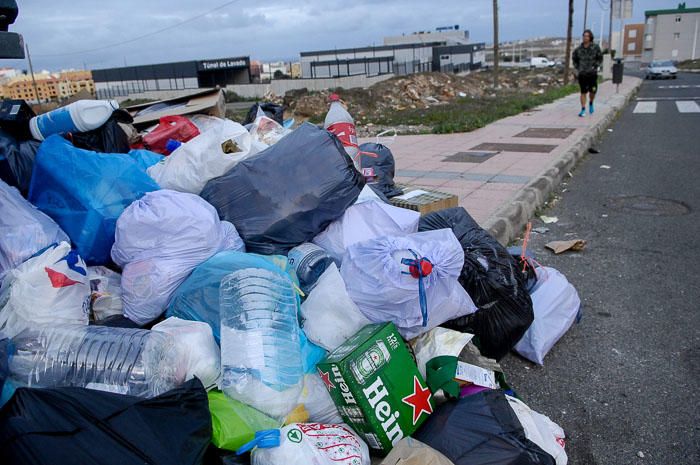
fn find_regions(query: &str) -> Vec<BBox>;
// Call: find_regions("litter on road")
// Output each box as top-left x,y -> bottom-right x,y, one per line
0,95 -> 580,465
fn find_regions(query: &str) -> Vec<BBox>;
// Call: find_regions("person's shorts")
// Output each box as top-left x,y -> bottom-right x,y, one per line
578,72 -> 598,94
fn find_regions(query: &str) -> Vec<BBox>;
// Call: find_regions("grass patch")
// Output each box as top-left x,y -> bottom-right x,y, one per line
678,59 -> 700,70
370,84 -> 578,134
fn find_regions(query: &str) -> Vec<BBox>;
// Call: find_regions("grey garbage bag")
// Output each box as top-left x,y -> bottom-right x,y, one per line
200,123 -> 364,255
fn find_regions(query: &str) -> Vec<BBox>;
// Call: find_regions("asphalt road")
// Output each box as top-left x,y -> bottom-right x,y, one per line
500,72 -> 700,464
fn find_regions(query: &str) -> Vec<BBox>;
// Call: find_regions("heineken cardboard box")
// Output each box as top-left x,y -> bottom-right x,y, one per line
316,322 -> 434,454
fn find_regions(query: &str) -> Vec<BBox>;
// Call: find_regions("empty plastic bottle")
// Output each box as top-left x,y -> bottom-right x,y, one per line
29,99 -> 119,140
219,268 -> 303,419
7,324 -> 182,397
287,242 -> 335,294
324,93 -> 358,160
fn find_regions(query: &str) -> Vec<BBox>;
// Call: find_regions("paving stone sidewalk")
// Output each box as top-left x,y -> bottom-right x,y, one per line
369,77 -> 642,242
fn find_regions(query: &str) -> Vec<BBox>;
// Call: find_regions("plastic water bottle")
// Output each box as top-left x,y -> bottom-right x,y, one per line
29,99 -> 119,140
324,93 -> 359,160
219,268 -> 303,419
287,243 -> 334,294
7,324 -> 182,397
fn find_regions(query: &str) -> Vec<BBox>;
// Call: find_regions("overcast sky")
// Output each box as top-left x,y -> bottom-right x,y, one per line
5,0 -> 676,72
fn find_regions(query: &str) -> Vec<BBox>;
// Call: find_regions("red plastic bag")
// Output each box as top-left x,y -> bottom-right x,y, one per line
142,116 -> 200,155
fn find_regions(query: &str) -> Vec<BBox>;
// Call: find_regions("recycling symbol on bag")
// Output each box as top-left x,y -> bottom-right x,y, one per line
287,428 -> 302,443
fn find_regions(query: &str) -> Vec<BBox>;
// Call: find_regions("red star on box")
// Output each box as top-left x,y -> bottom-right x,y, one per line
401,376 -> 433,425
318,368 -> 335,390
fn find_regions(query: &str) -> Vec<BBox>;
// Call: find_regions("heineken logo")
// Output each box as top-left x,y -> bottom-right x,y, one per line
362,375 -> 404,445
330,365 -> 357,405
318,368 -> 335,390
401,376 -> 433,425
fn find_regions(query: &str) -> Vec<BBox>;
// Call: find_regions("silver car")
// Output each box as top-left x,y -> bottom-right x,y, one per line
646,60 -> 678,79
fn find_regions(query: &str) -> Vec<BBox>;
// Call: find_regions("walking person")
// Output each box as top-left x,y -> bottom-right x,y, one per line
572,29 -> 603,117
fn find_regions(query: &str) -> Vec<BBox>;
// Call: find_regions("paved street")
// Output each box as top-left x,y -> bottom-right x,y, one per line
500,72 -> 700,465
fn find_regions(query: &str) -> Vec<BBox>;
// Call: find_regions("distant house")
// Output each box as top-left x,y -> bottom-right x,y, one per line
643,3 -> 700,62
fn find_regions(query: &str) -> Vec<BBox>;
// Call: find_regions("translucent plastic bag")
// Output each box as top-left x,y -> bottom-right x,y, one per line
300,263 -> 370,351
0,180 -> 69,283
248,110 -> 290,153
28,135 -> 160,265
0,242 -> 89,338
514,267 -> 580,365
111,190 -> 244,325
295,373 -> 343,425
147,118 -> 255,194
507,396 -> 568,465
252,423 -> 370,465
313,200 -> 419,264
87,266 -> 123,322
340,229 -> 477,339
152,317 -> 221,389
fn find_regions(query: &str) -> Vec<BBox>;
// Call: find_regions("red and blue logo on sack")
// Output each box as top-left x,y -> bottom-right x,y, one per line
44,250 -> 86,288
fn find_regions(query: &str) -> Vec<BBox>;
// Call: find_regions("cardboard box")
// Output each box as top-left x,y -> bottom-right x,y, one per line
390,186 -> 458,215
317,323 -> 434,454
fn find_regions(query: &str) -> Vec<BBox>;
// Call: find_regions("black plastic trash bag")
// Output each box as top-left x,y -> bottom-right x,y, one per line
0,378 -> 211,465
414,390 -> 555,465
357,142 -> 403,198
0,128 -> 39,196
242,102 -> 284,126
0,99 -> 35,141
419,207 -> 534,360
201,123 -> 365,255
69,109 -> 132,153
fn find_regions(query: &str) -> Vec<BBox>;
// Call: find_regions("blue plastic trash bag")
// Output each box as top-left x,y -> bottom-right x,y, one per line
0,180 -> 69,284
128,149 -> 164,171
28,135 -> 160,265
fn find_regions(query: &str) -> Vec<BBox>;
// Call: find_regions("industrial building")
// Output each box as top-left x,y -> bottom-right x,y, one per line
92,56 -> 251,99
643,3 -> 700,62
300,37 -> 484,78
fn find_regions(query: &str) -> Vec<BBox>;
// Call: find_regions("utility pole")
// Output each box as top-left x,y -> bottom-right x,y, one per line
584,0 -> 589,31
608,0 -> 614,51
492,0 -> 499,89
564,0 -> 574,85
25,43 -> 41,111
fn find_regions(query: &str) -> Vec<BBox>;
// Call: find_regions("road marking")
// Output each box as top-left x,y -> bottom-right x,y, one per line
675,100 -> 700,113
657,84 -> 700,89
633,101 -> 657,113
637,96 -> 700,101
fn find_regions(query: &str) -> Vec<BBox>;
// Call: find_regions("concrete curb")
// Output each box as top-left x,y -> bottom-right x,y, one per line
483,79 -> 643,245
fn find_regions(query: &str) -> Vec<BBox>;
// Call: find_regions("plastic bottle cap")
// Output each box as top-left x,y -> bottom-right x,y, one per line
328,93 -> 340,102
165,139 -> 182,153
236,429 -> 281,455
409,259 -> 433,279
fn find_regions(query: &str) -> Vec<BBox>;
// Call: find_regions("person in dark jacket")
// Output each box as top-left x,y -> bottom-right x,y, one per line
572,29 -> 603,117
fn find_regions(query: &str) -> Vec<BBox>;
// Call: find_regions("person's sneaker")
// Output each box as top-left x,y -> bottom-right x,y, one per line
578,108 -> 586,117
589,103 -> 595,114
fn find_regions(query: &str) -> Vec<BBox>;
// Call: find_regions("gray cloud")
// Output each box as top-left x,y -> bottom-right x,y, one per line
5,0 -> 672,71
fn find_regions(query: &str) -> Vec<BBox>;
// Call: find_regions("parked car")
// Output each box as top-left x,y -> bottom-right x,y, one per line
645,60 -> 678,79
530,57 -> 555,68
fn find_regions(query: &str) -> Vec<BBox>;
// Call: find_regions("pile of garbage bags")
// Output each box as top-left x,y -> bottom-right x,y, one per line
0,97 -> 582,465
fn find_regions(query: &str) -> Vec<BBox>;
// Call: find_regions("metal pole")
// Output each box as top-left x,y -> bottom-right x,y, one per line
608,0 -> 614,51
583,0 -> 589,31
26,43 -> 42,111
492,0 -> 499,89
564,0 -> 574,85
692,18 -> 698,60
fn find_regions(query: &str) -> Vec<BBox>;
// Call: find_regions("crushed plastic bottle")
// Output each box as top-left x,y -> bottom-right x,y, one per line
220,268 -> 303,419
287,242 -> 335,294
7,324 -> 182,397
324,93 -> 358,160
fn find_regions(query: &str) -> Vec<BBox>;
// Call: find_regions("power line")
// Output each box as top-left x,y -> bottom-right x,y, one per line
34,0 -> 241,57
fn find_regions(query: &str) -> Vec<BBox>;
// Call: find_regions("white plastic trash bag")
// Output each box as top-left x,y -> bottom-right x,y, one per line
341,229 -> 477,339
87,266 -> 123,322
112,190 -> 245,325
507,396 -> 568,465
152,316 -> 221,389
252,423 -> 370,465
297,374 -> 343,425
514,266 -> 580,365
147,118 -> 255,194
249,113 -> 290,153
0,242 -> 89,338
313,200 -> 419,264
0,180 -> 69,283
300,263 -> 370,351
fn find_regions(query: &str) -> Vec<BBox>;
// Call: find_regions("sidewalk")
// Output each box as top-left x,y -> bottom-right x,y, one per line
382,77 -> 642,243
